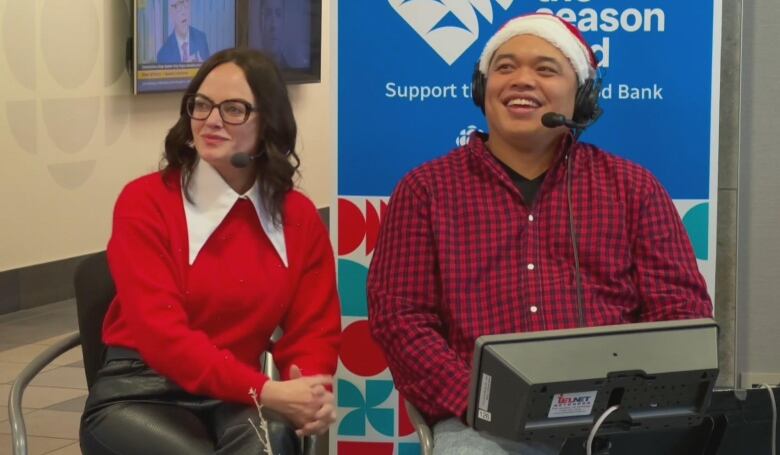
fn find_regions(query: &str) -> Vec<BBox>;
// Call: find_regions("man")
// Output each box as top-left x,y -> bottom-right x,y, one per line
367,13 -> 712,455
157,0 -> 210,64
260,0 -> 290,68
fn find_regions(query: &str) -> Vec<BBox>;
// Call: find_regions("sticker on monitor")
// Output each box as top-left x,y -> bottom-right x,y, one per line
548,391 -> 598,418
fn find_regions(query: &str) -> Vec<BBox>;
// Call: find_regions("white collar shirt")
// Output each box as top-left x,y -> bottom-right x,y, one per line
182,160 -> 288,267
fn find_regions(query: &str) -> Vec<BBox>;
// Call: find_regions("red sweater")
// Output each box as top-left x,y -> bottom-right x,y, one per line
102,170 -> 341,405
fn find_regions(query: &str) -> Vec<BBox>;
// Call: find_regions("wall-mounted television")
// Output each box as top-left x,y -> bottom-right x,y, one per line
131,0 -> 322,93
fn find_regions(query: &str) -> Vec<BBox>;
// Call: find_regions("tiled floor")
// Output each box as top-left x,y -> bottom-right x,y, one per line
1,300 -> 83,455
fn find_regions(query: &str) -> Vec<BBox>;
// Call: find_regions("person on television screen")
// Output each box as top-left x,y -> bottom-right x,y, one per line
80,48 -> 340,454
367,13 -> 713,455
258,0 -> 288,68
157,0 -> 210,64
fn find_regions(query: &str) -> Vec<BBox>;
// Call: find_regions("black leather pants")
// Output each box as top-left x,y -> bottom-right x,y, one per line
80,348 -> 300,455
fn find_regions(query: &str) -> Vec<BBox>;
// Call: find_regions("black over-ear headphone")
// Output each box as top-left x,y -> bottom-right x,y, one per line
471,62 -> 603,128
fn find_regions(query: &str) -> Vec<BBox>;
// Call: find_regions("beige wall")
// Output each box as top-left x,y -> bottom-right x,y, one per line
0,0 -> 335,271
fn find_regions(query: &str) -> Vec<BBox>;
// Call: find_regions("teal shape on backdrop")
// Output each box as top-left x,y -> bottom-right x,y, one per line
366,380 -> 395,436
399,443 -> 422,455
337,379 -> 396,437
338,259 -> 368,317
682,202 -> 709,260
338,380 -> 366,436
338,379 -> 364,408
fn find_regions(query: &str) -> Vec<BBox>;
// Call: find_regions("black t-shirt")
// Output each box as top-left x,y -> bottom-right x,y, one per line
495,160 -> 547,207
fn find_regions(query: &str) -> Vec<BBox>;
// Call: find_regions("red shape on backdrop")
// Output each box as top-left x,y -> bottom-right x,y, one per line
365,200 -> 380,255
339,320 -> 388,376
338,198 -> 365,256
338,441 -> 394,455
398,394 -> 414,436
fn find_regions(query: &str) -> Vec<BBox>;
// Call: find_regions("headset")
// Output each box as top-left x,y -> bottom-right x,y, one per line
470,62 -> 603,129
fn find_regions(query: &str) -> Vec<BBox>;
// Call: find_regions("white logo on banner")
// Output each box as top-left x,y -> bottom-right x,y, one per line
388,0 -> 515,65
457,125 -> 481,146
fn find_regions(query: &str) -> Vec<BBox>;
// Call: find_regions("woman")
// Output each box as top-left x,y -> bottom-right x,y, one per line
80,48 -> 341,454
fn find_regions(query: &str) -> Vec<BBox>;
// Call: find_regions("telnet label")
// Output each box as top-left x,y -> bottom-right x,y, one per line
548,391 -> 598,418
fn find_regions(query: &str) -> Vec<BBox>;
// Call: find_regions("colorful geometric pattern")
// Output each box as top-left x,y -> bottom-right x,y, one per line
336,197 -> 421,453
336,442 -> 421,455
338,198 -> 387,256
338,379 -> 395,436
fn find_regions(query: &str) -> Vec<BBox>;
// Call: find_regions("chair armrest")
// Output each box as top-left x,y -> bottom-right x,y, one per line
404,399 -> 434,455
302,433 -> 318,455
8,331 -> 81,455
260,349 -> 318,455
261,351 -> 280,381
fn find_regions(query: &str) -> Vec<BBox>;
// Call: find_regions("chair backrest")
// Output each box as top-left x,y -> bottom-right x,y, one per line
73,251 -> 116,389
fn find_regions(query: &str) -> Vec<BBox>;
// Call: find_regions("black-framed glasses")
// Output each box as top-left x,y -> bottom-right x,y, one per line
185,95 -> 256,125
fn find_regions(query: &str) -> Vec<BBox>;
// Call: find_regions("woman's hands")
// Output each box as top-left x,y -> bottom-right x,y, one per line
260,364 -> 337,436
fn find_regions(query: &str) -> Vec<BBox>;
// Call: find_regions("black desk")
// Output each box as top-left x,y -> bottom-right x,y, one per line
560,387 -> 778,455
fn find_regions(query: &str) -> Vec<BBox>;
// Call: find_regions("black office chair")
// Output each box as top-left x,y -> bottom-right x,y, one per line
8,251 -> 316,455
74,251 -> 114,390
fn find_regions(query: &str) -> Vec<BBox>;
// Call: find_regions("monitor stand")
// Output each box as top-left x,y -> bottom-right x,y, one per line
590,436 -> 612,455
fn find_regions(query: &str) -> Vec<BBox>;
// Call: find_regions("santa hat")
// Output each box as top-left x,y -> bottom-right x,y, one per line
478,13 -> 597,85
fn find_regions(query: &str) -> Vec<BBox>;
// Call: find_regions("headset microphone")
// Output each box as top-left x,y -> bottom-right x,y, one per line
541,112 -> 589,130
230,152 -> 260,169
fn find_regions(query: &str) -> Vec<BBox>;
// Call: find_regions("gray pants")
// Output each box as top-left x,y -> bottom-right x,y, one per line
432,418 -> 563,455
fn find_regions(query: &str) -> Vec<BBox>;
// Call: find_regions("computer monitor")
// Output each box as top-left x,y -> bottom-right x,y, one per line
466,319 -> 719,443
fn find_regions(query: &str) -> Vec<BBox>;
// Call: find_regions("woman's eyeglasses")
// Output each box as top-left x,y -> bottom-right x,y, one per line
185,95 -> 256,125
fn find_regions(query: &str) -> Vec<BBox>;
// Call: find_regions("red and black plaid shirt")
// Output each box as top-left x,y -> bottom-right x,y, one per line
366,132 -> 712,424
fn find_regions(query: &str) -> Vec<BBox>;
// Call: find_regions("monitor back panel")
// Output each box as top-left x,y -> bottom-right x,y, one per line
467,320 -> 719,441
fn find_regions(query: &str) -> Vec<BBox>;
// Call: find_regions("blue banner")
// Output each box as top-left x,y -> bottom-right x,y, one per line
339,1 -> 715,199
